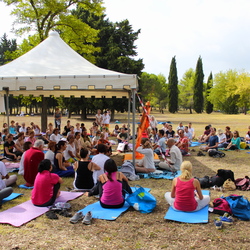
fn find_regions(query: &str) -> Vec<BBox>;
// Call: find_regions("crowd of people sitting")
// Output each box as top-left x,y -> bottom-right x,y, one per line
0,111 -> 249,214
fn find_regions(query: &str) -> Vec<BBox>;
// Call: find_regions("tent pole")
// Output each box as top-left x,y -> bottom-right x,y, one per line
127,91 -> 131,132
3,87 -> 9,127
41,95 -> 48,132
132,89 -> 136,166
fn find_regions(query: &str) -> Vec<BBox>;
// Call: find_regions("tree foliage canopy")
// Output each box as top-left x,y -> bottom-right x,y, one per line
1,0 -> 103,61
193,56 -> 204,113
205,72 -> 213,114
168,56 -> 178,113
0,33 -> 17,65
179,68 -> 195,113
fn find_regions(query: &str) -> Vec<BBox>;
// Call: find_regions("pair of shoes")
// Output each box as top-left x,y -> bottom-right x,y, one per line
83,211 -> 92,225
46,210 -> 58,220
214,218 -> 223,229
197,151 -> 205,156
69,212 -> 84,224
220,213 -> 233,224
59,209 -> 72,217
69,211 -> 92,225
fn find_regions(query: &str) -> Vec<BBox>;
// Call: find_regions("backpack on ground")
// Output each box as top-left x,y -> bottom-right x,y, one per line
213,197 -> 232,215
197,176 -> 210,188
223,178 -> 236,191
208,149 -> 225,158
235,176 -> 250,191
225,195 -> 250,221
120,161 -> 140,181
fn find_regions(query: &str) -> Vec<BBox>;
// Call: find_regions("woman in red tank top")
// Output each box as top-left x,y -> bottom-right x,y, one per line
165,161 -> 210,212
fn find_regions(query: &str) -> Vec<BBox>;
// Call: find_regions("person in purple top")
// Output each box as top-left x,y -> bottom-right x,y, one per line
85,159 -> 132,208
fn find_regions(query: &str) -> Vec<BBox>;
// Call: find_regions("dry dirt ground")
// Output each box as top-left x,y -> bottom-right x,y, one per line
0,112 -> 250,250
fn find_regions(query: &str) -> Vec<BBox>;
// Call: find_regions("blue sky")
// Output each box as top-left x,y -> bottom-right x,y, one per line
1,0 -> 250,80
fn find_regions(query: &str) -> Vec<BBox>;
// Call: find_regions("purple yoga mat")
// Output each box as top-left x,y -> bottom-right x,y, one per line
0,191 -> 83,227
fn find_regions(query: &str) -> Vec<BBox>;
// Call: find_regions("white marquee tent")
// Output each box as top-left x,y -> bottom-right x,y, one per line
0,31 -> 138,98
0,31 -> 138,163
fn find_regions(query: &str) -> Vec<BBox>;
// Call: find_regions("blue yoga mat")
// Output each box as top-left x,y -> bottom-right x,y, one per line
138,170 -> 181,180
78,201 -> 130,221
164,190 -> 210,224
18,184 -> 34,189
190,142 -> 202,147
2,193 -> 23,204
78,186 -> 151,220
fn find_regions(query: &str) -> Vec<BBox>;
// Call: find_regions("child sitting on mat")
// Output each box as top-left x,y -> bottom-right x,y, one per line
31,159 -> 63,207
85,159 -> 132,208
165,161 -> 210,212
73,148 -> 101,190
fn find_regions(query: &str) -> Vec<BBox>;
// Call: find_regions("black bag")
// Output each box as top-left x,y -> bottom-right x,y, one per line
197,176 -> 210,188
208,149 -> 225,158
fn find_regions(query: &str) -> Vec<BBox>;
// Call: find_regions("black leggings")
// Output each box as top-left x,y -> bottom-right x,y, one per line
35,183 -> 60,207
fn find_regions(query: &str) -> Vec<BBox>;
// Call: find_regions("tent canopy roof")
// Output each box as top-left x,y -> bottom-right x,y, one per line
0,31 -> 137,97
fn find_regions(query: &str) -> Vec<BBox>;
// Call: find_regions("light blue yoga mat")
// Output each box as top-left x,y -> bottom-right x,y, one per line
2,193 -> 23,204
138,170 -> 181,180
78,201 -> 130,221
190,141 -> 202,147
18,184 -> 34,189
78,186 -> 151,220
164,190 -> 210,224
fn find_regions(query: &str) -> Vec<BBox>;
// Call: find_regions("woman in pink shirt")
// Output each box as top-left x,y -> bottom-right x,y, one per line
165,161 -> 210,211
26,130 -> 36,145
31,159 -> 63,207
85,159 -> 132,208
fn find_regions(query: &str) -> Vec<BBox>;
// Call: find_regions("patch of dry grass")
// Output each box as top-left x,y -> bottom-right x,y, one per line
1,112 -> 250,250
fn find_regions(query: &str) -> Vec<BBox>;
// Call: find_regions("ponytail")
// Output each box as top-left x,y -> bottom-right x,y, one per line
104,159 -> 118,182
180,161 -> 193,180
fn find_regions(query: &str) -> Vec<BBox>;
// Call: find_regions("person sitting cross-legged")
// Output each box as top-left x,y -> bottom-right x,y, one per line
31,159 -> 63,207
175,129 -> 189,156
159,138 -> 182,172
85,159 -> 132,208
165,161 -> 210,212
135,138 -> 156,173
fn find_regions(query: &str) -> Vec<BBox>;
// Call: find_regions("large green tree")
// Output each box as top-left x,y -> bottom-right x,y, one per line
205,72 -> 213,114
139,72 -> 168,113
73,8 -> 144,75
0,33 -> 17,65
1,0 -> 103,62
179,68 -> 195,113
208,70 -> 239,114
168,56 -> 178,113
193,56 -> 204,113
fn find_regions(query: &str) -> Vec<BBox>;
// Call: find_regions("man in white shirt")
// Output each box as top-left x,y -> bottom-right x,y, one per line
184,126 -> 193,144
91,144 -> 110,184
188,122 -> 195,139
176,122 -> 185,131
102,111 -> 110,128
159,138 -> 182,171
19,122 -> 27,134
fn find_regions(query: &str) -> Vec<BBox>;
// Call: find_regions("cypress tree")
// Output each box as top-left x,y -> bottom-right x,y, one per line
168,56 -> 178,113
205,72 -> 214,114
193,56 -> 204,113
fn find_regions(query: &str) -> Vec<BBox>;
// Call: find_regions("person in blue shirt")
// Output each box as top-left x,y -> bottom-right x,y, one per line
204,127 -> 219,151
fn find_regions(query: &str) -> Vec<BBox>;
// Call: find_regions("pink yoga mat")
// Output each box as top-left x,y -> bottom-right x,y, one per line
0,191 -> 83,227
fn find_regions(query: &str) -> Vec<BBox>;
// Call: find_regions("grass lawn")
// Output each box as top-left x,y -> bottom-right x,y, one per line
1,111 -> 250,250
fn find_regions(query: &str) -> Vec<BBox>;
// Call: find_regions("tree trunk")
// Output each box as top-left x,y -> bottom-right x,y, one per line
189,106 -> 192,114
